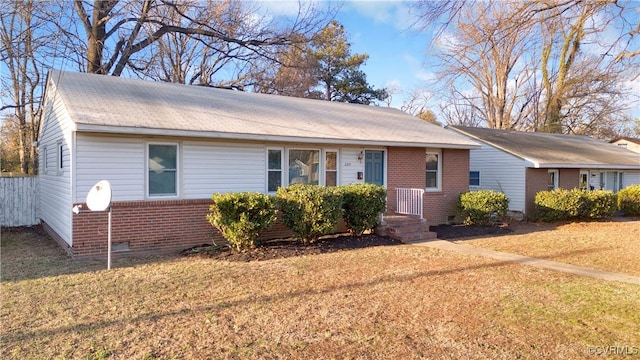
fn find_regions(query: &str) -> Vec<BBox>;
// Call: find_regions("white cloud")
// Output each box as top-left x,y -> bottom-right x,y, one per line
624,77 -> 640,118
386,79 -> 402,92
343,1 -> 416,31
254,0 -> 319,17
416,70 -> 435,82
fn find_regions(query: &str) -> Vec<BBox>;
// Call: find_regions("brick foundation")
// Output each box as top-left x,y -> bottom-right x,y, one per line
69,199 -> 346,259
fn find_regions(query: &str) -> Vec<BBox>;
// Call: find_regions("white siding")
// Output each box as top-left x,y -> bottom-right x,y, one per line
38,85 -> 73,244
73,138 -> 368,203
340,148 -> 365,185
75,135 -> 145,202
469,143 -> 527,213
182,141 -> 265,197
623,170 -> 640,188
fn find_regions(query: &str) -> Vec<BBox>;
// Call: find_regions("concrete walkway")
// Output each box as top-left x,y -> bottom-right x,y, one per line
410,239 -> 640,286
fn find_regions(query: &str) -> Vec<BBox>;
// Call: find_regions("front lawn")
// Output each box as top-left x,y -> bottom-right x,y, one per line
1,225 -> 639,359
457,218 -> 640,277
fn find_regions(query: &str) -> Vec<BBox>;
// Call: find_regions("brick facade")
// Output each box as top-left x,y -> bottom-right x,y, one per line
525,168 -> 580,215
65,199 -> 346,259
387,147 -> 470,226
50,146 -> 470,259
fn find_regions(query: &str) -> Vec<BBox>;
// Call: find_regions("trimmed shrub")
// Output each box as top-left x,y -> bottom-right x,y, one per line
206,192 -> 276,251
457,190 -> 509,226
617,184 -> 640,216
340,183 -> 387,236
534,188 -> 616,221
580,190 -> 616,219
276,184 -> 343,244
534,189 -> 584,221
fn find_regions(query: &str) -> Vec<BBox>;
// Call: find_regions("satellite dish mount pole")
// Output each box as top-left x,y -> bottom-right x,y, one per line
107,204 -> 112,270
82,180 -> 113,270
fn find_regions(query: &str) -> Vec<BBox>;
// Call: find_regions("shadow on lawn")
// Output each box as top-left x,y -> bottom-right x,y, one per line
0,242 -> 623,346
431,216 -> 640,242
3,216 -> 636,282
0,226 -> 184,282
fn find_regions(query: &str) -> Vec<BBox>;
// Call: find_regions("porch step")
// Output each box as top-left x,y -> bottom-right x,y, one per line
376,215 -> 439,243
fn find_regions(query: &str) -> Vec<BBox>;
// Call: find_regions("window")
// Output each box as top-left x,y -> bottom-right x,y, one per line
469,171 -> 480,187
619,172 -> 624,192
267,148 -> 283,192
548,170 -> 559,190
579,171 -> 589,190
148,144 -> 178,196
42,145 -> 48,173
604,171 -> 624,193
325,151 -> 337,186
288,149 -> 320,185
57,141 -> 64,174
425,152 -> 440,190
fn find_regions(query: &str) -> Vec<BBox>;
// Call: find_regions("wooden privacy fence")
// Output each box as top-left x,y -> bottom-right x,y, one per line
0,176 -> 39,227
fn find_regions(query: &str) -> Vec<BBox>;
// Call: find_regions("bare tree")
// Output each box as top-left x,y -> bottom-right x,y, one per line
432,1 -> 537,130
68,0 -> 331,77
413,0 -> 638,136
0,0 -> 51,174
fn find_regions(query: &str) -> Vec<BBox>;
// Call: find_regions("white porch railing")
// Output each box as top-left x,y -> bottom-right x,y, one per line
395,188 -> 424,220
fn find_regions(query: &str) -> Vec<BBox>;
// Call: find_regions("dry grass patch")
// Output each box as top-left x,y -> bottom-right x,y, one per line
457,218 -> 640,277
2,228 -> 639,359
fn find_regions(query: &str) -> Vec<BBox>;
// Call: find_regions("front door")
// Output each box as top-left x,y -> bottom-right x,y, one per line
365,150 -> 384,186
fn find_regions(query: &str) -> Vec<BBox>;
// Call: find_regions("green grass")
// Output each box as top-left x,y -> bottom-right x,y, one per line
2,226 -> 639,359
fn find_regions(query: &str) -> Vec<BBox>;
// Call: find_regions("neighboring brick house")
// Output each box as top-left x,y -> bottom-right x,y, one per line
449,126 -> 640,216
38,70 -> 479,259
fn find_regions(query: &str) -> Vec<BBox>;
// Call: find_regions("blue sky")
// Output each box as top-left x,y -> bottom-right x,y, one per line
263,0 -> 640,120
335,1 -> 434,109
260,0 -> 435,110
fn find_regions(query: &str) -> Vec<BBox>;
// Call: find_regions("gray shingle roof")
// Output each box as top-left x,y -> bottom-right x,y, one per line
47,70 -> 478,148
449,126 -> 640,169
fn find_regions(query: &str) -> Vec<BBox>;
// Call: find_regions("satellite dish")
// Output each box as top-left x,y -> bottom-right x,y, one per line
86,180 -> 112,211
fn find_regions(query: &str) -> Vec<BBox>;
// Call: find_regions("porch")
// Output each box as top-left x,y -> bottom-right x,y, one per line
376,188 -> 438,243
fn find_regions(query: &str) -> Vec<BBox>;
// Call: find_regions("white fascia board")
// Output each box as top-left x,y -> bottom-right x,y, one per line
74,124 -> 481,149
527,162 -> 640,170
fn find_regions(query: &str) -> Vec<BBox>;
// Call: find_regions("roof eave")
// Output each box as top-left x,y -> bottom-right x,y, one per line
74,124 -> 481,149
527,162 -> 640,170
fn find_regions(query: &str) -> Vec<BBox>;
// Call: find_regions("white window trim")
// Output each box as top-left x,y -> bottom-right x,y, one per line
469,170 -> 480,188
146,142 -> 180,199
323,149 -> 339,187
603,170 -> 625,193
266,147 -> 340,191
266,147 -> 284,193
286,147 -> 321,186
56,140 -> 63,175
425,149 -> 442,192
42,145 -> 48,174
579,170 -> 589,190
618,171 -> 624,192
548,169 -> 559,190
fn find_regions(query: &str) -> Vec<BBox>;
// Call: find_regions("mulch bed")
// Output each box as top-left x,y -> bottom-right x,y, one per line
182,223 -> 514,262
429,222 -> 513,240
181,233 -> 402,262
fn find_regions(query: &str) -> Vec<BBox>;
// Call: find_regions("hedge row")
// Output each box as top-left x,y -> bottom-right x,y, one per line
534,188 -> 616,222
208,183 -> 386,250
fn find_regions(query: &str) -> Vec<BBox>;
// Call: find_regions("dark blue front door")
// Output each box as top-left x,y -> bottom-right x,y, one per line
365,150 -> 384,186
